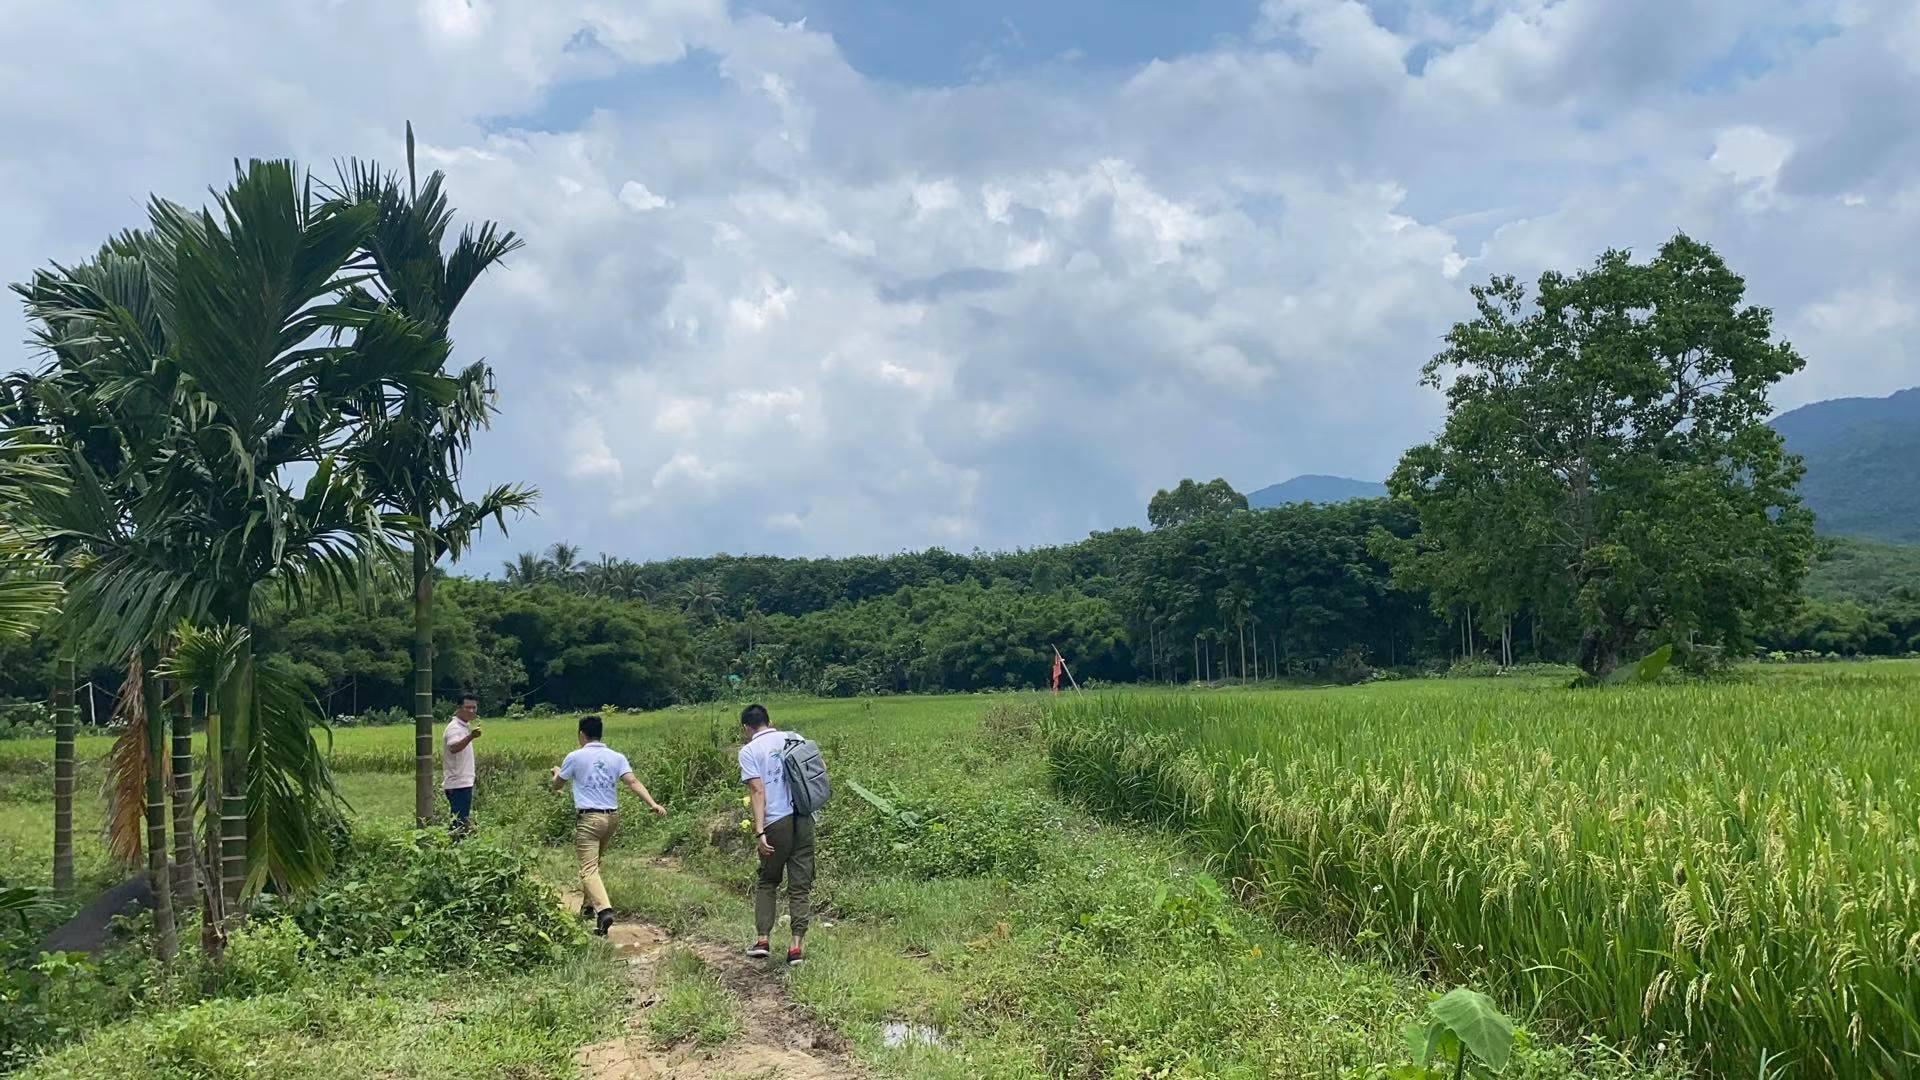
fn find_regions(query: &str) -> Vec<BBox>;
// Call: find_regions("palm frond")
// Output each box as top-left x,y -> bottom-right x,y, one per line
246,657 -> 345,894
145,160 -> 373,441
102,651 -> 149,866
0,885 -> 59,929
443,219 -> 524,315
0,429 -> 68,638
156,621 -> 247,699
435,482 -> 540,562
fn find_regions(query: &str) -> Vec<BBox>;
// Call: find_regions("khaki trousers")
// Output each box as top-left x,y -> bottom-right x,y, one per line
754,814 -> 815,937
574,810 -> 619,913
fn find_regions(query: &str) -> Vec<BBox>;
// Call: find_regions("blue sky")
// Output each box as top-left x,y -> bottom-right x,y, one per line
2,0 -> 1917,569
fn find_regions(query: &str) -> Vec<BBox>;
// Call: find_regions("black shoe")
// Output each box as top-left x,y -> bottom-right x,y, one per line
580,901 -> 594,920
595,909 -> 615,937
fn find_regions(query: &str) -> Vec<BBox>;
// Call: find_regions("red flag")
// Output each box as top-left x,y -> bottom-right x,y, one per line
1051,652 -> 1064,693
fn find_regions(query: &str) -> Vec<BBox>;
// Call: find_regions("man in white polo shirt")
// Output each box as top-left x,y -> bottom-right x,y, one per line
738,703 -> 814,966
550,714 -> 667,936
441,693 -> 482,836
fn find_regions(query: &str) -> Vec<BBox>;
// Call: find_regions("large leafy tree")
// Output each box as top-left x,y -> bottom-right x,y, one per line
1384,234 -> 1815,677
333,126 -> 536,826
13,159 -> 449,949
1147,478 -> 1248,529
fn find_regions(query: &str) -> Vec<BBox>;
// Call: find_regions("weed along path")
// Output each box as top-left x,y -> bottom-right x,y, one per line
562,890 -> 862,1080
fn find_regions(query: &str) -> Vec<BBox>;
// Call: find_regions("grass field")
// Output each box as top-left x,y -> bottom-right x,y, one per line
0,688 -> 1697,1078
1045,661 -> 1920,1078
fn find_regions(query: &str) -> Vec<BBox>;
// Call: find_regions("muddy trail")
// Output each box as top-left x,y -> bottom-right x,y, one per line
563,890 -> 863,1080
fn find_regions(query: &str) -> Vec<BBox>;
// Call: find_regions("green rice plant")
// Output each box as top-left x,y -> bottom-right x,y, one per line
1042,661 -> 1920,1078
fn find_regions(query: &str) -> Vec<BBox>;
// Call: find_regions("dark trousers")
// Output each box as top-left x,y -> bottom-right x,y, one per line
754,814 -> 815,937
445,786 -> 473,835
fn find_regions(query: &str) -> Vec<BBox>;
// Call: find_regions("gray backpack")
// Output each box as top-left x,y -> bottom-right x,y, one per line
781,733 -> 831,816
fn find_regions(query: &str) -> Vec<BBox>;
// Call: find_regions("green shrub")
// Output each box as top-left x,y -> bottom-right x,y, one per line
1327,646 -> 1375,685
0,944 -> 155,1071
471,762 -> 578,846
216,919 -> 315,998
833,783 -> 1053,881
291,828 -> 580,972
979,700 -> 1043,746
648,720 -> 736,805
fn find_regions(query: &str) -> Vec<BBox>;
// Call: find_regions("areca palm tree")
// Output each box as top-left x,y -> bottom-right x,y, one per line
15,159 -> 441,951
11,243 -> 188,953
334,125 -> 536,825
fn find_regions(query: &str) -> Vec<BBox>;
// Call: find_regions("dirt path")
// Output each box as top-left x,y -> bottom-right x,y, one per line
564,890 -> 862,1080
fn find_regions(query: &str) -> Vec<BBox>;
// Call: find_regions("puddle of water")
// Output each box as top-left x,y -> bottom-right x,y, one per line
880,1021 -> 946,1050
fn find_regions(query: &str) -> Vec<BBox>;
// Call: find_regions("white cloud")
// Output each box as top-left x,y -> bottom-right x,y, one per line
619,180 -> 671,211
565,419 -> 624,482
1711,125 -> 1793,209
1802,279 -> 1917,336
1,0 -> 1916,564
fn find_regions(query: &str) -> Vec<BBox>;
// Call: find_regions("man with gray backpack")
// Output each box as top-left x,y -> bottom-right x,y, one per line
737,703 -> 830,966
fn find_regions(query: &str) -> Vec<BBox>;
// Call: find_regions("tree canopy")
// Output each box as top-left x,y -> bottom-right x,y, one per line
1147,478 -> 1248,529
1384,233 -> 1815,676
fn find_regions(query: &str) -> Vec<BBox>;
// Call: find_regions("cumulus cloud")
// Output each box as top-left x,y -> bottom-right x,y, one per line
1,0 -> 1916,565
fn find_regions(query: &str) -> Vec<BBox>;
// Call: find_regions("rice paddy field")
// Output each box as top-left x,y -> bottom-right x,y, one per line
1043,661 -> 1920,1078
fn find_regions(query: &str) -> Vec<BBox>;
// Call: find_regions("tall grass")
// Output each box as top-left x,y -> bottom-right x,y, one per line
1044,663 -> 1920,1078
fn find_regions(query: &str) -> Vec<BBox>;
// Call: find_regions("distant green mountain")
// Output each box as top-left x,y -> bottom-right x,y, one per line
1247,474 -> 1388,508
1805,537 -> 1920,604
1773,387 -> 1919,544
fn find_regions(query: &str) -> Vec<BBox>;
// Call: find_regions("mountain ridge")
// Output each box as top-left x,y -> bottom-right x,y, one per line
1245,386 -> 1917,540
1246,474 -> 1388,508
1772,386 -> 1919,545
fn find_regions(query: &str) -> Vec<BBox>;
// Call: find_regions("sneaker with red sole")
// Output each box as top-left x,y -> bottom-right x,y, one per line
746,939 -> 771,959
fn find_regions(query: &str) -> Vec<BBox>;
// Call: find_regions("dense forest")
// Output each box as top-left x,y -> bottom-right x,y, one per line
5,498 -> 1912,722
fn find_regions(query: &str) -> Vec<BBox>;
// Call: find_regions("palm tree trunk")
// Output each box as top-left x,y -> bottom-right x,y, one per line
199,688 -> 225,958
170,684 -> 196,918
52,658 -> 75,892
412,538 -> 435,827
217,653 -> 250,924
142,660 -> 176,961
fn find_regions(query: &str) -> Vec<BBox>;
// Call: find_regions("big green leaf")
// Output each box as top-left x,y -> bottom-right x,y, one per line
1427,988 -> 1515,1073
1605,643 -> 1673,685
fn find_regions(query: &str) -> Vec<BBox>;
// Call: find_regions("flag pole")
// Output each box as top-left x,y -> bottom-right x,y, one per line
1051,645 -> 1082,693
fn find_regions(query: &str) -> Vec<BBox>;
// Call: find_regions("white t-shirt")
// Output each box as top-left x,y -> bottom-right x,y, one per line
738,728 -> 796,824
558,742 -> 633,811
442,718 -> 475,791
